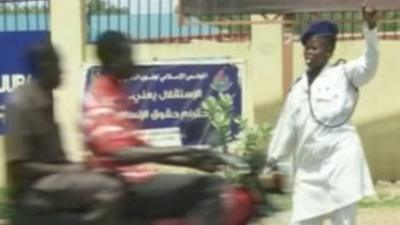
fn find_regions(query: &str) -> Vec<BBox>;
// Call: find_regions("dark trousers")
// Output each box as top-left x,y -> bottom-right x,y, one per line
125,173 -> 224,225
17,171 -> 125,225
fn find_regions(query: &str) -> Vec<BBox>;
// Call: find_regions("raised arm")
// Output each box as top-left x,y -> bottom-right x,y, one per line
344,4 -> 379,87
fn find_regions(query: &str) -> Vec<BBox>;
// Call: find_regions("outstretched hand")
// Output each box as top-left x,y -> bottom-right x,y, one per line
362,3 -> 378,30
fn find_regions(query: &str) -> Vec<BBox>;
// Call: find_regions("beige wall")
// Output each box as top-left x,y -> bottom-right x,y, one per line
84,16 -> 284,124
51,0 -> 87,162
249,16 -> 284,124
83,28 -> 400,182
1,0 -> 399,187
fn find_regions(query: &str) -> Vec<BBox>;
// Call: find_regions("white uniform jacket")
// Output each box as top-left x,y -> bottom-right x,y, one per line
267,24 -> 379,223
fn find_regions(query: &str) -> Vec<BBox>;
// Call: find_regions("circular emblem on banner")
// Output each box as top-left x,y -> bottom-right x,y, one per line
211,68 -> 232,93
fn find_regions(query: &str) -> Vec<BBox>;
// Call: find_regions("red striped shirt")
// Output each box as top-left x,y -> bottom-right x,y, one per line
82,75 -> 156,183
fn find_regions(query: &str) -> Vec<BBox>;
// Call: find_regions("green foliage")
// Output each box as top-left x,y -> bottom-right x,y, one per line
359,197 -> 400,208
359,182 -> 400,208
294,11 -> 400,34
201,93 -> 271,186
88,0 -> 129,14
0,5 -> 48,14
0,189 -> 11,219
197,14 -> 251,34
233,118 -> 271,155
201,93 -> 234,152
232,119 -> 271,174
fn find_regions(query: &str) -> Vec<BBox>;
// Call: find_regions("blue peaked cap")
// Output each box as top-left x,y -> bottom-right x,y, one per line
301,21 -> 339,45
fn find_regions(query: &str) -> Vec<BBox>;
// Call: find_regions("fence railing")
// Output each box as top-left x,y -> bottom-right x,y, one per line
291,10 -> 400,40
0,0 -> 49,32
3,1 -> 398,43
86,0 -> 251,44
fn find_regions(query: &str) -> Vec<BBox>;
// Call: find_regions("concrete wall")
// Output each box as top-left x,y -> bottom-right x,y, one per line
1,0 -> 399,187
84,28 -> 400,181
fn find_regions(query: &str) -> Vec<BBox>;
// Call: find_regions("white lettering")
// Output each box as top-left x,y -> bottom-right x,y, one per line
0,74 -> 31,93
12,74 -> 26,89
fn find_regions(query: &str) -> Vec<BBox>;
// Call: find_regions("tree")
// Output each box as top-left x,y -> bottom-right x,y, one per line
88,0 -> 129,14
0,4 -> 48,14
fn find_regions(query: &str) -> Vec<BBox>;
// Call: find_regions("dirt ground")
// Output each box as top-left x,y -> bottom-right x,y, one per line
255,181 -> 400,225
254,208 -> 400,225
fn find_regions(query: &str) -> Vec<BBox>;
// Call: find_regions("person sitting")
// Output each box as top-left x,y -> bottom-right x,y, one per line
81,31 -> 226,225
5,41 -> 125,225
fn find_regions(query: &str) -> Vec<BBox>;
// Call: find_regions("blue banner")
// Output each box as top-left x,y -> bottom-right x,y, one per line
85,63 -> 242,145
0,31 -> 49,133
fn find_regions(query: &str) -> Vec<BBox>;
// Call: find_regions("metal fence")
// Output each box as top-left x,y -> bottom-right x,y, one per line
292,10 -> 400,40
0,0 -> 49,32
86,0 -> 251,43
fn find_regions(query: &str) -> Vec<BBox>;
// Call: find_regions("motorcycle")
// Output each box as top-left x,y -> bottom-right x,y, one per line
85,145 -> 286,225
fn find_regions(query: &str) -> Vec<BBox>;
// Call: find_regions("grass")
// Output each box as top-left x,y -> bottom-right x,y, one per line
359,198 -> 400,208
266,194 -> 292,211
264,182 -> 400,212
359,192 -> 400,208
359,181 -> 400,208
0,189 -> 10,219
